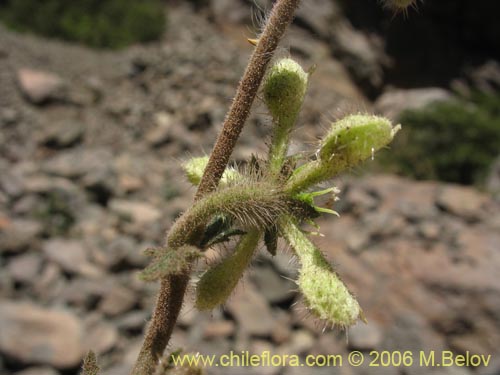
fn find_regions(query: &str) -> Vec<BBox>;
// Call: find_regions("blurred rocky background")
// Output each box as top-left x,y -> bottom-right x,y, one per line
0,1 -> 499,374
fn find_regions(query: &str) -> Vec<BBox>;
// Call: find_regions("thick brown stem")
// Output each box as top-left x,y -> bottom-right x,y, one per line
195,0 -> 301,199
132,1 -> 301,373
131,274 -> 189,375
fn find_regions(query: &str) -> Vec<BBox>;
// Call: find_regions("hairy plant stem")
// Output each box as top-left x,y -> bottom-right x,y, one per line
131,1 -> 301,373
195,0 -> 301,199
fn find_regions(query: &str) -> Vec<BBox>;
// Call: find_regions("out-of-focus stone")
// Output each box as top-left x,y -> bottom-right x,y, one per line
7,253 -> 42,284
0,218 -> 43,253
0,302 -> 84,368
144,112 -> 175,147
348,322 -> 383,350
203,320 -> 235,339
42,239 -> 102,277
436,185 -> 488,221
40,119 -> 85,149
82,314 -> 119,354
98,284 -> 137,317
226,281 -> 275,336
277,329 -> 315,356
109,199 -> 161,224
251,262 -> 295,304
295,0 -> 339,39
17,68 -> 65,104
375,88 -> 453,120
14,368 -> 59,375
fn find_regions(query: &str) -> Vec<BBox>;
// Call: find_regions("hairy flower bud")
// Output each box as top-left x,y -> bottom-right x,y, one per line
264,58 -> 308,174
196,230 -> 260,310
183,156 -> 239,186
264,58 -> 308,124
286,114 -> 400,194
281,217 -> 363,327
319,114 -> 400,165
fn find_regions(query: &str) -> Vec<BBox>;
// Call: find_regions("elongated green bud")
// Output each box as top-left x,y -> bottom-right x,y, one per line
196,230 -> 260,310
319,114 -> 399,163
280,216 -> 363,328
286,114 -> 400,194
264,58 -> 308,174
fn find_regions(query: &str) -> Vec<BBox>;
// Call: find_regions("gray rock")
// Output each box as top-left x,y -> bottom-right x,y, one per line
144,112 -> 175,147
42,239 -> 102,277
7,253 -> 42,284
0,301 -> 84,368
436,185 -> 488,221
375,87 -> 453,120
14,367 -> 59,375
251,262 -> 295,304
347,322 -> 383,350
82,314 -> 119,354
202,320 -> 235,339
109,199 -> 161,224
295,0 -> 339,39
0,218 -> 43,253
211,0 -> 251,24
116,310 -> 149,332
330,19 -> 387,92
40,119 -> 85,149
486,155 -> 500,200
42,148 -> 113,180
226,281 -> 275,336
0,168 -> 26,198
0,107 -> 19,126
16,68 -> 65,104
418,221 -> 441,241
59,277 -> 110,308
278,329 -> 314,356
98,284 -> 137,317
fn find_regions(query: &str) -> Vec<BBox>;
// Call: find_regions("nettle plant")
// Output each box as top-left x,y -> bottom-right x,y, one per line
82,0 -> 416,374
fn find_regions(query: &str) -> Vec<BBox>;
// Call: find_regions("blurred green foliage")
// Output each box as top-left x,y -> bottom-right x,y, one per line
379,93 -> 500,185
0,0 -> 166,49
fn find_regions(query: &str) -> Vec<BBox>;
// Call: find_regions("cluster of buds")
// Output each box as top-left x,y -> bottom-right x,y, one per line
141,57 -> 400,329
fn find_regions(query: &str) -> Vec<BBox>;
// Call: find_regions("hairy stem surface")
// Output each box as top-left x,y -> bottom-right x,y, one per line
195,0 -> 301,199
132,1 -> 301,373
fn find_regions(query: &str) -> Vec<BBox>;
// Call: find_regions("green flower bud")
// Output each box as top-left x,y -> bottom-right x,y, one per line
298,256 -> 362,328
183,156 -> 240,186
196,230 -> 260,310
286,114 -> 400,194
264,58 -> 308,174
280,216 -> 363,328
319,114 -> 400,165
264,58 -> 308,124
183,156 -> 209,186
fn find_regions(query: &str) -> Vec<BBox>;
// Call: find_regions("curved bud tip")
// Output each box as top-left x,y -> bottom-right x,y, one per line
320,114 -> 401,166
299,258 -> 363,328
263,58 -> 308,122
